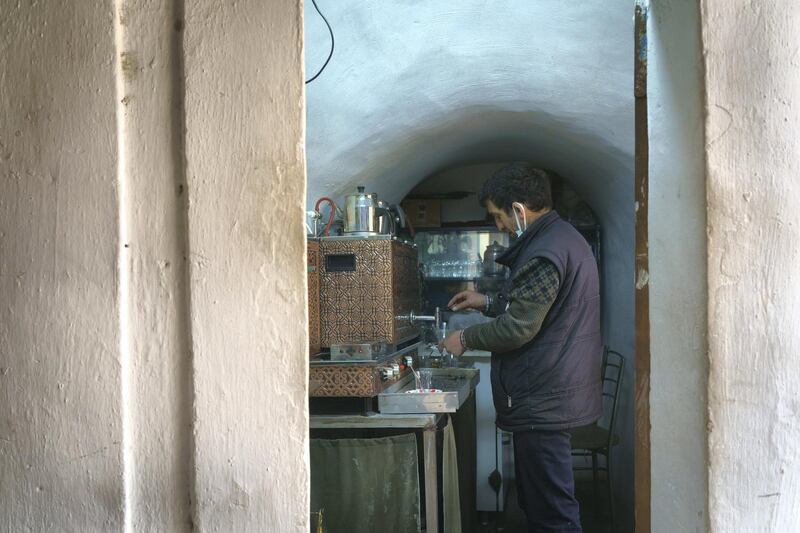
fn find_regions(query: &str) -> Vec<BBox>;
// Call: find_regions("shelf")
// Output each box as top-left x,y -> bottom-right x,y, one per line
423,276 -> 480,282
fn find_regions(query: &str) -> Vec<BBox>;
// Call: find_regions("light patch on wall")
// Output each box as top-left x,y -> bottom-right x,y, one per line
636,268 -> 650,290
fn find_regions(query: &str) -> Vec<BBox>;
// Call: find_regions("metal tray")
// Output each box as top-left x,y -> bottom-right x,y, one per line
378,367 -> 480,414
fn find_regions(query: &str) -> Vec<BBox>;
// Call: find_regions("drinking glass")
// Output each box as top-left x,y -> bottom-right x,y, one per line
419,369 -> 433,391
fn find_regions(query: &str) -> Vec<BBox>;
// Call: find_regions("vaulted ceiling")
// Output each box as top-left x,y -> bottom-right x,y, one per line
304,0 -> 634,228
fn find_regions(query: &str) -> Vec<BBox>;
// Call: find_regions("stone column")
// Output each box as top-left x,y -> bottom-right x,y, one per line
702,1 -> 800,530
0,1 -> 309,531
0,2 -> 125,530
183,1 -> 309,531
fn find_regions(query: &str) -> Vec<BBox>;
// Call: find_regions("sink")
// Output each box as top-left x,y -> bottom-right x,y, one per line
377,367 -> 480,414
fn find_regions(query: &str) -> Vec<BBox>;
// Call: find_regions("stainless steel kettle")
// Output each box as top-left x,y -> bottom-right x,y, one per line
376,201 -> 395,235
483,241 -> 508,277
344,186 -> 379,235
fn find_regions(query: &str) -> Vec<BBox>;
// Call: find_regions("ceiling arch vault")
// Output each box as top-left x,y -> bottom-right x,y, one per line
304,0 -> 633,211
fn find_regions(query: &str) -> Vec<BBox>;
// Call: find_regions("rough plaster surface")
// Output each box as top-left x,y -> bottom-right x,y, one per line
0,2 -> 125,530
305,2 -> 635,527
1,1 -> 309,531
647,1 -> 709,532
305,0 -> 633,207
183,1 -> 309,532
114,1 -> 194,529
702,1 -> 800,531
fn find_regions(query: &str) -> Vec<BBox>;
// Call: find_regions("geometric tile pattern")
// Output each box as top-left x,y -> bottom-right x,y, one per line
309,364 -> 379,397
391,243 -> 421,343
319,239 -> 420,347
309,349 -> 419,397
307,240 -> 322,357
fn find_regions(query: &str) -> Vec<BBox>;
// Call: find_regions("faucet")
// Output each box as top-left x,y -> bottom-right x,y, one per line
397,306 -> 441,333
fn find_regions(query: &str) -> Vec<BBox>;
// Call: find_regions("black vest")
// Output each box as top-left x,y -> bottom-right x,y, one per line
491,210 -> 602,432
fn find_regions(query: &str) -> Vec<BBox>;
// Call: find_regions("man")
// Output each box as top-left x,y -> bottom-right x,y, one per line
438,163 -> 601,533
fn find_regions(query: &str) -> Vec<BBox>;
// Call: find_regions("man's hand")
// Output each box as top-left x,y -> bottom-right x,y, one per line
448,290 -> 487,312
438,330 -> 465,357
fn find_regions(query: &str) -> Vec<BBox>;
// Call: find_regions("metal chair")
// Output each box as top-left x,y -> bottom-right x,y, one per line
570,347 -> 625,532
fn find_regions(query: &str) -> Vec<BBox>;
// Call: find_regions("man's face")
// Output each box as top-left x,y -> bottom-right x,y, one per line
485,200 -> 517,236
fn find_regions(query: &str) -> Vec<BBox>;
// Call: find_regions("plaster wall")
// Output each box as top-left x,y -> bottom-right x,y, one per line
115,2 -> 194,529
305,0 -> 633,207
305,1 -> 635,527
702,1 -> 800,530
183,1 -> 309,531
0,3 -> 125,530
646,1 -> 709,532
1,1 -> 309,531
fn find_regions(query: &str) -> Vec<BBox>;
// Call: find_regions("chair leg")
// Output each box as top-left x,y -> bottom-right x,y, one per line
607,451 -> 615,533
591,451 -> 599,517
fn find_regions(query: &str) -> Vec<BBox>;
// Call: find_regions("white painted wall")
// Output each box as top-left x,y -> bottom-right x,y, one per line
702,1 -> 800,531
115,2 -> 194,529
183,1 -> 309,531
306,0 -> 633,207
1,1 -> 309,531
0,3 -> 125,530
305,1 -> 635,528
647,1 -> 708,532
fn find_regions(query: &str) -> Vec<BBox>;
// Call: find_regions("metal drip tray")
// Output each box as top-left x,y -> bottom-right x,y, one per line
378,367 -> 480,414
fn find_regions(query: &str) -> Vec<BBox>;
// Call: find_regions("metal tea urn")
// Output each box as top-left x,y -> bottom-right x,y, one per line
344,186 -> 379,236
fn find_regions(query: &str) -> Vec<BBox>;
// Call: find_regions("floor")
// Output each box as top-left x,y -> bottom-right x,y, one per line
475,476 -> 614,533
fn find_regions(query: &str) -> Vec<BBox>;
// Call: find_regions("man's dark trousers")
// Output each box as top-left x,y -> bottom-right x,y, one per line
513,429 -> 582,532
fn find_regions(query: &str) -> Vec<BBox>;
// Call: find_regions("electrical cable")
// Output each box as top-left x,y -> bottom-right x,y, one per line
305,0 -> 334,84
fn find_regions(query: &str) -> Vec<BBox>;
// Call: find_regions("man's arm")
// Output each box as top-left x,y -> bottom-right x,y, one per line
448,283 -> 510,316
482,285 -> 511,318
463,257 -> 559,353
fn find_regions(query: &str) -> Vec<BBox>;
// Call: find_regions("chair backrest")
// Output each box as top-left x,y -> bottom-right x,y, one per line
597,346 -> 625,447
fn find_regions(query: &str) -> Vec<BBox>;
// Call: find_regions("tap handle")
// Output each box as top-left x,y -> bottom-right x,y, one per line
395,311 -> 416,323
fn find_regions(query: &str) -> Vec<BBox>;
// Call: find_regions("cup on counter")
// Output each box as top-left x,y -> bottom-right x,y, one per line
418,369 -> 433,391
438,322 -> 448,344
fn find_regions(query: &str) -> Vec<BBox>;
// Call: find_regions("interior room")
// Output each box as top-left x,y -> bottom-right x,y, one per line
304,2 -> 634,531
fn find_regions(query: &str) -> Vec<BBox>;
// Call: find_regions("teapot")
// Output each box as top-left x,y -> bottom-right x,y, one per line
483,241 -> 508,277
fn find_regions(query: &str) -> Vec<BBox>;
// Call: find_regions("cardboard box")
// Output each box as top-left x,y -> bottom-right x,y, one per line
401,199 -> 441,228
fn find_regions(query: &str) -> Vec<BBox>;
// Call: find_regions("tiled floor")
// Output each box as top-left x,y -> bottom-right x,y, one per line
475,477 -> 615,533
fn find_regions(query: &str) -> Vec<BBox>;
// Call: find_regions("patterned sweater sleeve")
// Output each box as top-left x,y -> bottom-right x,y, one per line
483,285 -> 510,318
463,257 -> 560,353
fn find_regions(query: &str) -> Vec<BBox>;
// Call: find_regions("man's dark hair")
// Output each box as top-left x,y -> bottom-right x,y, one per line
478,163 -> 553,213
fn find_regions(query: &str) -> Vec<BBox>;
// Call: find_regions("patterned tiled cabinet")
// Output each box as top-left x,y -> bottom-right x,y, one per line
319,238 -> 420,348
307,239 -> 321,357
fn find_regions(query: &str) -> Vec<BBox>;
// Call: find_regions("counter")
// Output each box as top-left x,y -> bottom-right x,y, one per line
309,366 -> 481,533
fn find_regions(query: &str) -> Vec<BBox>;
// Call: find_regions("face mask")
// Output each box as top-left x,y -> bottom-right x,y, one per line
512,202 -> 527,238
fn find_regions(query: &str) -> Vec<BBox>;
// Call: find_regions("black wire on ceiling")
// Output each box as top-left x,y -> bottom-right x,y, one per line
305,0 -> 334,84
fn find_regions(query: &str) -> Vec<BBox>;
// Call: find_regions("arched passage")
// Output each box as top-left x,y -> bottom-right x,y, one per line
305,1 -> 635,529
